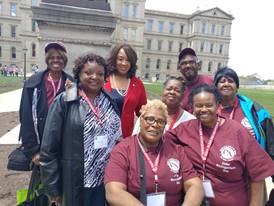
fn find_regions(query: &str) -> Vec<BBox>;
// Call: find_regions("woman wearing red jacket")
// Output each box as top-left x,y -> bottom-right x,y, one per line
104,44 -> 147,138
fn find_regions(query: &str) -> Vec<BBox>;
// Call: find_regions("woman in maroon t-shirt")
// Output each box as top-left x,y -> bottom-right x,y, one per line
104,99 -> 204,206
166,84 -> 274,206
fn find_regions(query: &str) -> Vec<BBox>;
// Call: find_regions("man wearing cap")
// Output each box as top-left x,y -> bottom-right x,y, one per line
18,41 -> 73,205
178,48 -> 213,113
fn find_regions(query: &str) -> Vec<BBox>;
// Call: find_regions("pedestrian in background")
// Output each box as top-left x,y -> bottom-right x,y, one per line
104,44 -> 147,138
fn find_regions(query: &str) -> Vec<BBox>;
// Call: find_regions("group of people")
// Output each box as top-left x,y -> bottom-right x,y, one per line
0,64 -> 21,77
18,41 -> 274,206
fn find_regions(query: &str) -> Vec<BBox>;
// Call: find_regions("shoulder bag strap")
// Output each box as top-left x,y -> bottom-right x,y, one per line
139,146 -> 146,205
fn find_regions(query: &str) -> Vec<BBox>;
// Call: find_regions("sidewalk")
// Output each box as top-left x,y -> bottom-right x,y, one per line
0,89 -> 22,144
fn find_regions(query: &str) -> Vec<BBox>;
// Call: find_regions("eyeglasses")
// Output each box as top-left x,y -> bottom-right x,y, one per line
179,60 -> 196,67
142,116 -> 166,127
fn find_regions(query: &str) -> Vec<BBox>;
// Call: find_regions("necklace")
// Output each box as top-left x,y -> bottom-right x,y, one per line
112,74 -> 130,97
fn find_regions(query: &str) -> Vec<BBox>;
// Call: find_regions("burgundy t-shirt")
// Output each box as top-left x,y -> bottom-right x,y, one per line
166,119 -> 274,206
44,72 -> 64,107
181,74 -> 213,113
218,97 -> 256,138
104,135 -> 198,206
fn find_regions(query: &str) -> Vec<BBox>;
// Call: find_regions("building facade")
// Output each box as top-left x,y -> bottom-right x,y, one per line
0,0 -> 233,81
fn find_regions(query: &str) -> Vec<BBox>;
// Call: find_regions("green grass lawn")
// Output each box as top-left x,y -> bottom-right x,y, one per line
0,76 -> 24,94
144,82 -> 274,118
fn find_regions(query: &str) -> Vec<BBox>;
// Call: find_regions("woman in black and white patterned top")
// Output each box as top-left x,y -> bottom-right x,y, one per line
40,53 -> 122,206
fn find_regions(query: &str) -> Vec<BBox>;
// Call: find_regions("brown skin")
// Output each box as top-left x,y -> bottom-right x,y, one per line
162,79 -> 184,124
192,91 -> 218,128
79,61 -> 105,100
178,54 -> 198,84
217,76 -> 238,108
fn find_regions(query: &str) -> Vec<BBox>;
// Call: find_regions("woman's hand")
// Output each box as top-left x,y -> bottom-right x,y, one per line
31,153 -> 40,165
50,195 -> 62,206
65,79 -> 73,89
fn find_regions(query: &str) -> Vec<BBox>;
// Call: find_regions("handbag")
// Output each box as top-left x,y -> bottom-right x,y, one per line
7,146 -> 33,171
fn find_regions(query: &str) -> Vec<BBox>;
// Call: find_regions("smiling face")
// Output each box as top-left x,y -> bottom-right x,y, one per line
116,48 -> 131,76
79,61 -> 105,95
140,108 -> 166,147
192,91 -> 218,128
162,79 -> 183,108
47,50 -> 65,72
178,54 -> 198,82
217,76 -> 238,100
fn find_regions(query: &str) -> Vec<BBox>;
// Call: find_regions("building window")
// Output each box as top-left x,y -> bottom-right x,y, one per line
131,29 -> 136,40
208,61 -> 212,72
147,20 -> 153,32
11,25 -> 16,38
145,73 -> 149,79
132,4 -> 137,17
123,3 -> 129,17
169,22 -> 174,34
200,41 -> 204,52
0,3 -> 2,15
11,47 -> 16,58
31,0 -> 38,6
166,74 -> 170,80
0,46 -> 2,57
168,41 -> 173,52
211,24 -> 216,34
179,42 -> 183,52
123,28 -> 128,40
32,20 -> 36,32
156,59 -> 161,69
221,25 -> 225,36
0,25 -> 2,36
180,24 -> 184,35
199,61 -> 202,71
32,43 -> 36,57
145,58 -> 150,69
10,3 -> 17,16
147,39 -> 151,50
158,21 -> 164,33
167,60 -> 171,70
217,62 -> 222,69
157,40 -> 162,51
156,74 -> 160,80
210,43 -> 214,53
219,44 -> 223,54
201,22 -> 206,33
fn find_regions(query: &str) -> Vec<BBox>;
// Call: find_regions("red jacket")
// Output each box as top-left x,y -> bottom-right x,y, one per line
104,76 -> 147,138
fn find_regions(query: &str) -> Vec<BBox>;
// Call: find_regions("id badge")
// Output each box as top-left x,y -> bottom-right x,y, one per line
146,192 -> 166,206
202,180 -> 215,198
94,135 -> 108,149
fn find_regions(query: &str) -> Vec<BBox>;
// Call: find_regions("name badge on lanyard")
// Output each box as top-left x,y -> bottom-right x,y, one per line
202,180 -> 215,198
94,135 -> 108,149
146,192 -> 166,206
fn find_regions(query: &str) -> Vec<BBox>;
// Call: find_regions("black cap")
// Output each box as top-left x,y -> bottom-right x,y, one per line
45,41 -> 67,53
178,48 -> 197,62
214,67 -> 239,88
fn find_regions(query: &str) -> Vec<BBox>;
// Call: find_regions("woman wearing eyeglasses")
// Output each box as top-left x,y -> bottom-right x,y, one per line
104,99 -> 204,206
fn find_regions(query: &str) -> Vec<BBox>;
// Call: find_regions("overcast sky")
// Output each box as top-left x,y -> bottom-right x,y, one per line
145,0 -> 274,80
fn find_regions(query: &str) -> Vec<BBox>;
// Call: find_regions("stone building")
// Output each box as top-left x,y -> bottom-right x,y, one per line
0,0 -> 233,81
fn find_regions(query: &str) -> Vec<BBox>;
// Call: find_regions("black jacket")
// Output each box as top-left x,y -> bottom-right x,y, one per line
40,85 -> 120,206
19,69 -> 73,159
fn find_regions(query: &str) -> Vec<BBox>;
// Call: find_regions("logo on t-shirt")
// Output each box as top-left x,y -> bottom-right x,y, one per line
241,117 -> 256,138
167,158 -> 180,173
220,145 -> 236,161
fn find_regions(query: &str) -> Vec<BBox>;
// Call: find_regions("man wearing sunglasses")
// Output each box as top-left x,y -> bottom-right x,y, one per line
178,48 -> 213,113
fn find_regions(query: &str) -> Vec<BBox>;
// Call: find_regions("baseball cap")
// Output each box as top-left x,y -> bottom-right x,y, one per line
45,41 -> 67,53
178,48 -> 197,62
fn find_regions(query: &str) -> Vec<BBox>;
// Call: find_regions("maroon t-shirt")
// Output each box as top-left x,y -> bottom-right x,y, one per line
44,72 -> 64,107
104,135 -> 198,206
218,97 -> 256,138
181,74 -> 213,113
166,119 -> 274,206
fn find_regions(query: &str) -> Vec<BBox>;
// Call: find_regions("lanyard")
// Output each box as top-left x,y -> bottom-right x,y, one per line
79,90 -> 101,122
167,109 -> 181,131
199,117 -> 220,180
218,98 -> 239,120
48,73 -> 62,97
137,136 -> 161,192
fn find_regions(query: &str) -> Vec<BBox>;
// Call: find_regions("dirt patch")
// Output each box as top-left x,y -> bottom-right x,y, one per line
0,112 -> 30,206
0,112 -> 19,137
